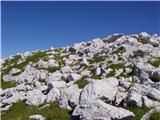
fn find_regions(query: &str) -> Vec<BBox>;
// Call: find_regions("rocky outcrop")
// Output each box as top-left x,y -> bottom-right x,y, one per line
1,32 -> 160,120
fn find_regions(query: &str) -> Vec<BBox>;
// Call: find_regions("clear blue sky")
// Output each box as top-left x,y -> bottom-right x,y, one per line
2,1 -> 160,57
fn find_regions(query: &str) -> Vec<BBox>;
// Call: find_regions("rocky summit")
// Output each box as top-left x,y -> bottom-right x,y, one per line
1,32 -> 160,120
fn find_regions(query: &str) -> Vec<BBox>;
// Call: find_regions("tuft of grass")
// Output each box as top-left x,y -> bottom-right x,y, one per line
123,106 -> 150,120
1,81 -> 17,89
38,79 -> 46,83
107,70 -> 115,77
2,55 -> 21,67
74,78 -> 88,89
92,76 -> 102,80
47,67 -> 60,73
148,57 -> 160,67
107,63 -> 125,78
1,101 -> 71,120
133,50 -> 145,57
93,55 -> 106,63
2,51 -> 47,76
113,46 -> 126,54
88,55 -> 106,63
109,63 -> 125,70
138,38 -> 147,44
149,111 -> 160,120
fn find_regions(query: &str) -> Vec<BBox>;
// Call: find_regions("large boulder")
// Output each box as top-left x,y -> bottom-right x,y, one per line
61,66 -> 73,74
80,78 -> 119,105
47,59 -> 59,67
46,72 -> 63,82
59,84 -> 81,109
138,32 -> 150,40
72,100 -> 134,120
126,84 -> 160,108
149,35 -> 160,47
35,59 -> 48,68
26,90 -> 46,106
46,87 -> 60,102
149,68 -> 160,82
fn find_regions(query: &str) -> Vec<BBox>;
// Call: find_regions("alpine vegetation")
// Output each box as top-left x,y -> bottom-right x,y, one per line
1,32 -> 160,120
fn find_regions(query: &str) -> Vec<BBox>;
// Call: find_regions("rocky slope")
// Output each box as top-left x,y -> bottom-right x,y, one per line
1,32 -> 160,120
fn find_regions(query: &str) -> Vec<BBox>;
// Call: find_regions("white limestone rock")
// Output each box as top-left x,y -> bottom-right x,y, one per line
29,114 -> 45,120
80,70 -> 91,77
47,59 -> 59,67
35,59 -> 48,68
72,100 -> 134,120
149,36 -> 160,47
9,68 -> 21,76
47,81 -> 66,89
46,72 -> 63,82
138,32 -> 150,40
80,78 -> 119,105
26,90 -> 46,106
61,66 -> 73,74
46,87 -> 60,102
67,73 -> 82,82
126,84 -> 160,107
60,84 -> 81,109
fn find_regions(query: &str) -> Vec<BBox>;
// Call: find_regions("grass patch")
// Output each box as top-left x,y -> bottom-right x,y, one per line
149,111 -> 160,120
1,81 -> 17,89
93,55 -> 106,63
133,50 -> 145,57
113,46 -> 126,54
2,55 -> 21,67
138,38 -> 147,44
47,67 -> 60,73
109,63 -> 125,70
92,76 -> 102,80
1,101 -> 71,120
74,78 -> 88,89
2,51 -> 47,76
38,79 -> 46,83
123,106 -> 150,120
148,57 -> 160,67
88,55 -> 106,63
107,70 -> 115,77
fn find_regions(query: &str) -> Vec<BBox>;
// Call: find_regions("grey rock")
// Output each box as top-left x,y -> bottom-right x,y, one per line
72,100 -> 134,120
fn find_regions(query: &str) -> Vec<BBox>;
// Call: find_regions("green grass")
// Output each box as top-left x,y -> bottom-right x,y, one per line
1,81 -> 17,89
149,111 -> 160,120
133,50 -> 145,57
92,76 -> 102,80
107,70 -> 115,77
88,55 -> 106,63
123,106 -> 150,120
109,63 -> 125,70
47,67 -> 60,73
74,78 -> 88,89
113,46 -> 126,54
148,57 -> 160,67
2,55 -> 21,67
1,101 -> 71,120
106,63 -> 125,78
38,79 -> 46,83
2,51 -> 47,77
138,38 -> 147,44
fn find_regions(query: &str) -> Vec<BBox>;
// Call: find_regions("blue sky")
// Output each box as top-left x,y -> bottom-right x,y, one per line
2,1 -> 160,57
